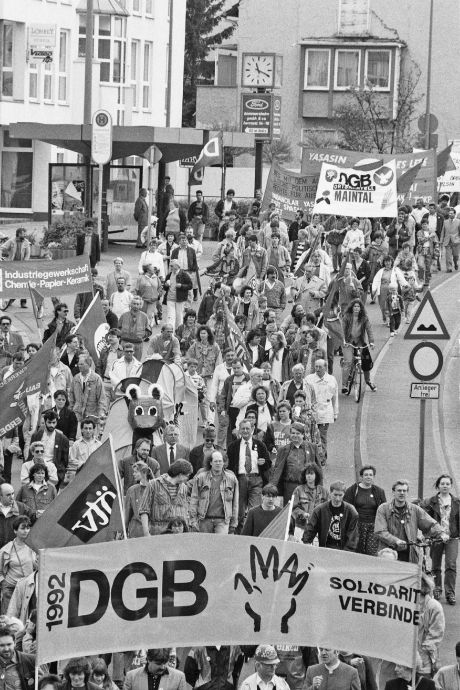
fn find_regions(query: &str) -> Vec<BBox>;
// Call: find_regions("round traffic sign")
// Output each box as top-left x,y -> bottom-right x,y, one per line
417,113 -> 438,133
409,342 -> 443,381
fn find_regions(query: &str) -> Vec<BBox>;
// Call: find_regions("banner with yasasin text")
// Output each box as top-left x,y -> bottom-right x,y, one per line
37,535 -> 418,665
302,147 -> 437,205
0,256 -> 92,298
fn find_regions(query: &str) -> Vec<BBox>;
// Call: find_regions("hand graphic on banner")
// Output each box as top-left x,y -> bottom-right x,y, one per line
234,544 -> 314,632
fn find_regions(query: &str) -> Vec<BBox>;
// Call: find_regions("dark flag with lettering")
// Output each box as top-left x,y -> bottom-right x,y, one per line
0,333 -> 56,438
27,436 -> 125,551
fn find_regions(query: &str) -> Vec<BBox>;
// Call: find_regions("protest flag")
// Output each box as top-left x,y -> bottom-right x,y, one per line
191,132 -> 223,176
222,300 -> 251,370
73,293 -> 109,364
27,436 -> 125,551
293,230 -> 322,276
397,161 -> 424,195
28,283 -> 45,334
437,143 -> 455,176
245,259 -> 258,290
189,166 -> 204,187
321,259 -> 347,348
0,333 -> 56,438
259,496 -> 294,540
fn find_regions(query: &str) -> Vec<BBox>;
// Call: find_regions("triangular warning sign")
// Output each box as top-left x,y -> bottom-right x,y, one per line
404,290 -> 450,340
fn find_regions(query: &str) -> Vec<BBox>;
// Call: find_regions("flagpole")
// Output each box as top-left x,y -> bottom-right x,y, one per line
220,130 -> 226,201
411,556 -> 424,687
109,434 -> 127,540
283,495 -> 295,541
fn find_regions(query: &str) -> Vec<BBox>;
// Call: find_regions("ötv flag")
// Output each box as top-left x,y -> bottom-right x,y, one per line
191,132 -> 223,175
27,436 -> 125,551
37,534 -> 418,665
0,333 -> 56,438
313,160 -> 398,218
74,293 -> 109,363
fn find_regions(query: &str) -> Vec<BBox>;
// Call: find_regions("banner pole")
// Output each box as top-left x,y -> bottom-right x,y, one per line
109,434 -> 127,540
411,553 -> 424,687
283,495 -> 294,542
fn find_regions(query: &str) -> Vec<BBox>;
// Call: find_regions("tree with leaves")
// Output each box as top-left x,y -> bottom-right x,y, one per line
263,135 -> 293,165
333,61 -> 423,154
183,0 -> 236,127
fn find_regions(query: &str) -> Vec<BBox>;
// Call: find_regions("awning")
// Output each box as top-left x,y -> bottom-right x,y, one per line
8,123 -> 254,163
76,0 -> 130,16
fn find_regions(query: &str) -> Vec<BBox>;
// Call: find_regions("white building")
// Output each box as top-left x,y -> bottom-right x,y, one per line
0,0 -> 186,220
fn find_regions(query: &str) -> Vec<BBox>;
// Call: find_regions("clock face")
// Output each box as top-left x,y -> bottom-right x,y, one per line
242,54 -> 275,87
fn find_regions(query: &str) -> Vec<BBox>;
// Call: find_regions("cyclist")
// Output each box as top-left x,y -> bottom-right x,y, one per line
341,299 -> 376,393
374,479 -> 448,563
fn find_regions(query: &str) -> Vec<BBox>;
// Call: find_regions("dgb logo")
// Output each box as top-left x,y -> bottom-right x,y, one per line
338,172 -> 372,188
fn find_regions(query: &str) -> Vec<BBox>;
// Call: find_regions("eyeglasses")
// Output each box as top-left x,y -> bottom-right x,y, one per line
60,310 -> 69,313
34,449 -> 45,454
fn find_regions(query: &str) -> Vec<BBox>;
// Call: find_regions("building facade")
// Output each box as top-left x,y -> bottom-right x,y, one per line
0,0 -> 186,218
196,0 -> 460,166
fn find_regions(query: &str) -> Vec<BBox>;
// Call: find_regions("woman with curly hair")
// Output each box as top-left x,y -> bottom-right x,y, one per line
175,309 -> 197,357
292,464 -> 329,539
187,326 -> 222,425
59,657 -> 99,690
341,299 -> 376,393
246,385 -> 276,450
233,285 -> 259,331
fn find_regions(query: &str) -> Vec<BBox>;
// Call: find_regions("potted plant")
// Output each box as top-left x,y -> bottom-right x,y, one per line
25,228 -> 45,257
41,216 -> 83,259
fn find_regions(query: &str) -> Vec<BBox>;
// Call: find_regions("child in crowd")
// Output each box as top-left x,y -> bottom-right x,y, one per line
401,274 -> 421,323
386,284 -> 404,337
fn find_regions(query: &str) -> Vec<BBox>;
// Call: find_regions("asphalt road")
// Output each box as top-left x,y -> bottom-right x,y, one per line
7,239 -> 460,669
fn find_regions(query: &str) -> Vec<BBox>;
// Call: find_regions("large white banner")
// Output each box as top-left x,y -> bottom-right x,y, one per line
37,535 -> 419,665
313,160 -> 398,218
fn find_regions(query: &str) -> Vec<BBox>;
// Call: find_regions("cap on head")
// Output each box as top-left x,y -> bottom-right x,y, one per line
255,645 -> 280,664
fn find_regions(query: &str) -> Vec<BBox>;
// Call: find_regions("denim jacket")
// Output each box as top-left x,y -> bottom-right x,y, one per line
190,470 -> 239,528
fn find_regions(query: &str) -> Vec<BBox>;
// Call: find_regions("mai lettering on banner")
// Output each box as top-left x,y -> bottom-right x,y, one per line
38,535 -> 418,667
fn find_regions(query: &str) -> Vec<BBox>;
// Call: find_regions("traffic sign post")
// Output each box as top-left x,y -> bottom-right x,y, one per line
405,290 -> 448,497
410,382 -> 440,399
91,110 -> 112,247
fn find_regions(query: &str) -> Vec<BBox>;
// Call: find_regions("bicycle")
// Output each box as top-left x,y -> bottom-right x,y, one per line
344,344 -> 364,403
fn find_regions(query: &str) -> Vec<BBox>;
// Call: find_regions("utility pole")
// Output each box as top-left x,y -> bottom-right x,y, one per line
424,0 -> 434,149
83,0 -> 94,217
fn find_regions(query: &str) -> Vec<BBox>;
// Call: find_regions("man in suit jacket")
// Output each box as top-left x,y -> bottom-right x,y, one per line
440,207 -> 460,271
151,425 -> 189,475
30,409 -> 69,484
0,316 -> 24,368
306,649 -> 360,690
217,362 -> 250,448
188,426 -> 225,477
227,418 -> 270,533
124,648 -> 186,690
134,188 -> 149,248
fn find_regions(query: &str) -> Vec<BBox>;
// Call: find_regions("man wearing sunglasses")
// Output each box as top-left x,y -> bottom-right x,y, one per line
20,442 -> 58,486
43,303 -> 76,349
